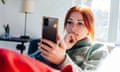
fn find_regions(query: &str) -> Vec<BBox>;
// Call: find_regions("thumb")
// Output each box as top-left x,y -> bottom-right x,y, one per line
57,35 -> 66,49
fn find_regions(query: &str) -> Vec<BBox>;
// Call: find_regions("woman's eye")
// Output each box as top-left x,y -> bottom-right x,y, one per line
67,21 -> 72,24
78,22 -> 83,25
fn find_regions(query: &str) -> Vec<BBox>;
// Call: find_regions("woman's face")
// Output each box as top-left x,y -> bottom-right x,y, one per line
66,11 -> 89,40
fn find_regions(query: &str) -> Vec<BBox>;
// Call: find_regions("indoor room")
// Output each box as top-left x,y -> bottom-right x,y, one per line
0,0 -> 120,72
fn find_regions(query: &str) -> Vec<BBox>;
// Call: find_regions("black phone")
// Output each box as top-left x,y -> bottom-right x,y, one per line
42,16 -> 59,43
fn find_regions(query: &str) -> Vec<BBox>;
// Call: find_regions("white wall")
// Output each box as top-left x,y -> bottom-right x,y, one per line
0,0 -> 72,53
0,0 -> 72,38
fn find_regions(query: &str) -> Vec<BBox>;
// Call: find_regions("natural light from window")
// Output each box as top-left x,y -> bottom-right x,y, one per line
91,0 -> 110,42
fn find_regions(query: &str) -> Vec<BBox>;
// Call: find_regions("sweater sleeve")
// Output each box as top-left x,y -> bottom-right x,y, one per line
58,54 -> 83,72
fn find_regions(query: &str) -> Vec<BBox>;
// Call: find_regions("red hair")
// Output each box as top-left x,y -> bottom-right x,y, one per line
64,5 -> 95,41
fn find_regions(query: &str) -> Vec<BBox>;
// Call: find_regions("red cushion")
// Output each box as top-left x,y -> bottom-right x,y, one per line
0,48 -> 75,72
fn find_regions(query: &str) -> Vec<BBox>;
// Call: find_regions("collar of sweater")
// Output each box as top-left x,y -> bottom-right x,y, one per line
69,38 -> 91,51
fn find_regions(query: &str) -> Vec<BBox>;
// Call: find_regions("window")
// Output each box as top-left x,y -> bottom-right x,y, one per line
91,0 -> 110,42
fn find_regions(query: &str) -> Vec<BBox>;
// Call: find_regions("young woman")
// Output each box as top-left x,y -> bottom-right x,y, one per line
28,5 -> 109,72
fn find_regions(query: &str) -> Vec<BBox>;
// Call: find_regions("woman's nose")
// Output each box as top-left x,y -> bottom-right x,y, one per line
71,24 -> 76,32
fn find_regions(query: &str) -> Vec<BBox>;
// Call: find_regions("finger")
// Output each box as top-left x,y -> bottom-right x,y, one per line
39,43 -> 52,52
40,52 -> 49,58
40,46 -> 51,57
41,53 -> 52,62
71,34 -> 77,43
41,39 -> 55,48
64,33 -> 73,40
58,35 -> 66,49
65,33 -> 77,43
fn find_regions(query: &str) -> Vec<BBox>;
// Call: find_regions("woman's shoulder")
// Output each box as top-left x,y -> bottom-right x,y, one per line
90,41 -> 109,53
91,41 -> 114,53
88,41 -> 110,59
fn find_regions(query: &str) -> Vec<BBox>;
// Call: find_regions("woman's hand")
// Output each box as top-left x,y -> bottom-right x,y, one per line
64,33 -> 78,50
38,36 -> 66,65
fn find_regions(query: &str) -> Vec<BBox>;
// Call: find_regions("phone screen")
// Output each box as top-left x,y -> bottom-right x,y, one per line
42,16 -> 59,43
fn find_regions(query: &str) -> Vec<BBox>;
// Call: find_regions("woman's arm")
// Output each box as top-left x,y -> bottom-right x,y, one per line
58,54 -> 83,72
58,45 -> 109,72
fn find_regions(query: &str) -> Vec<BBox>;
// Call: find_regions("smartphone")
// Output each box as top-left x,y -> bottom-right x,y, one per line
41,16 -> 59,43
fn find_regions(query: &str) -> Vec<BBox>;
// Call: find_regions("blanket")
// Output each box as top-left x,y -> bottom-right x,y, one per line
0,48 -> 76,72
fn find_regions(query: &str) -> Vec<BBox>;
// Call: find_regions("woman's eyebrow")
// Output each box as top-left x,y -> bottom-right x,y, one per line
67,18 -> 72,20
78,19 -> 84,21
